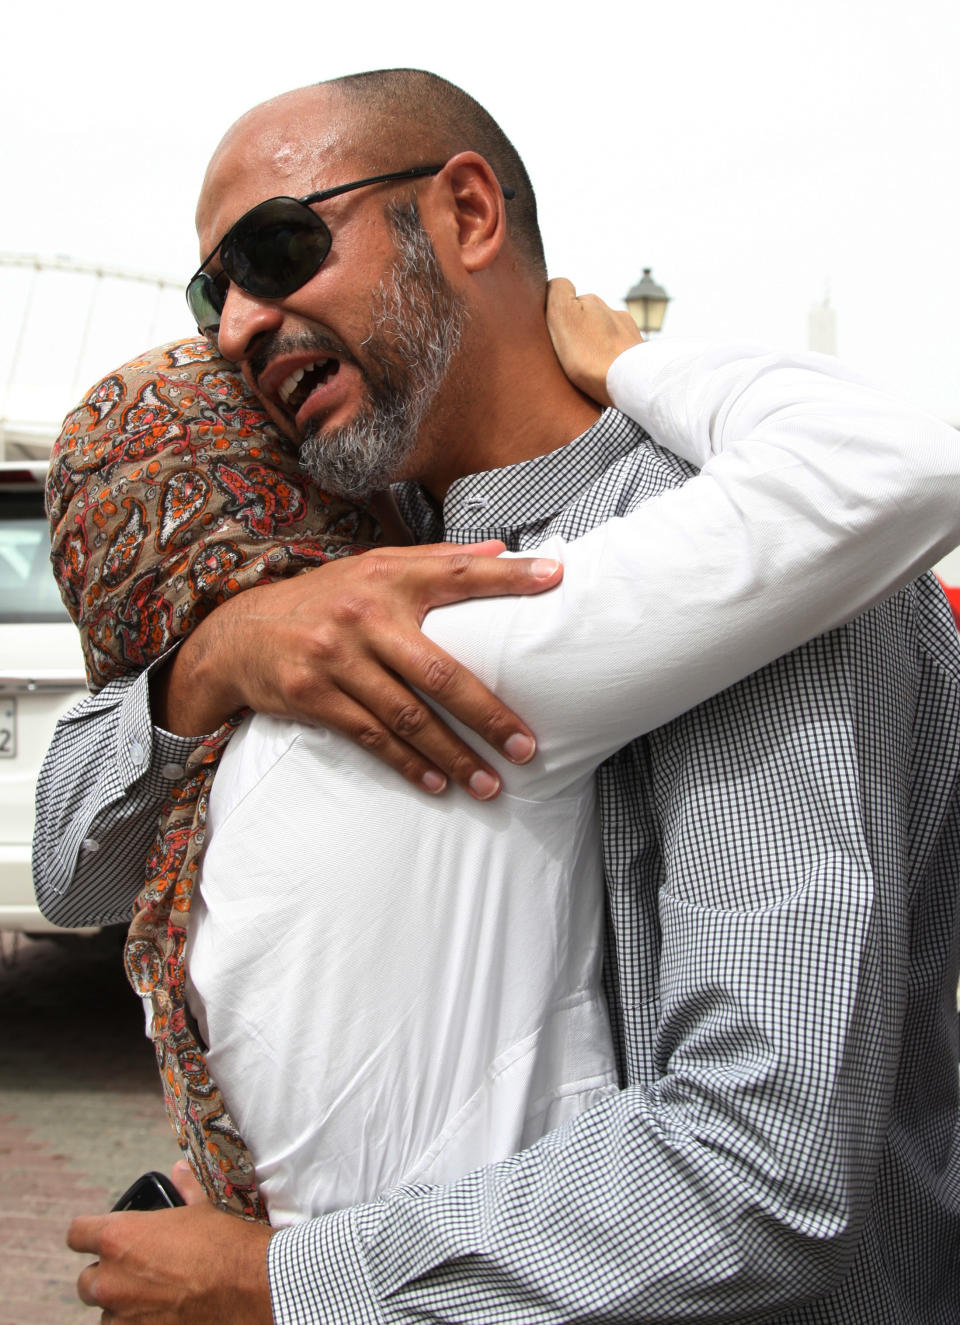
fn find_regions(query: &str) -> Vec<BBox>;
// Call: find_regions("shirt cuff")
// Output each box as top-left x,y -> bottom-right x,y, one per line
116,648 -> 222,793
268,1209 -> 384,1325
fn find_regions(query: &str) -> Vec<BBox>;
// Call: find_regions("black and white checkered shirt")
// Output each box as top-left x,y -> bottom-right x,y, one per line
34,407 -> 960,1320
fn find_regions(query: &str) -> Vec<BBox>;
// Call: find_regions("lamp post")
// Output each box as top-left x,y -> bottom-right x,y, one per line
624,268 -> 670,336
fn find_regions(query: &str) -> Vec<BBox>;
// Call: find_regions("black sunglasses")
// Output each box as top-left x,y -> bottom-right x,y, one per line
186,165 -> 516,336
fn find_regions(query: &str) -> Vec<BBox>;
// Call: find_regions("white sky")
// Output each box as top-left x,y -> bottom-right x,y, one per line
2,0 -> 958,429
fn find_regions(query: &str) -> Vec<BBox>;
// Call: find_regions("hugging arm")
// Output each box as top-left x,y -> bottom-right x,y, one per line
424,289 -> 960,793
34,309 -> 960,927
31,547 -> 559,928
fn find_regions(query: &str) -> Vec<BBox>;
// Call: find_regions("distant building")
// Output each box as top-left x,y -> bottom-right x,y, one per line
808,288 -> 837,357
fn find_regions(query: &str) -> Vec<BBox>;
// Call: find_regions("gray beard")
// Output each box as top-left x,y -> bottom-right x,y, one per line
298,202 -> 466,500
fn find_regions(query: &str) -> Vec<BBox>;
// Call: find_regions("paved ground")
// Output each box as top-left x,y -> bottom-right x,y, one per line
0,930 -> 180,1325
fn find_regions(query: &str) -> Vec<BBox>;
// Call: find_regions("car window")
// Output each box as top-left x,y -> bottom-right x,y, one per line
0,489 -> 70,624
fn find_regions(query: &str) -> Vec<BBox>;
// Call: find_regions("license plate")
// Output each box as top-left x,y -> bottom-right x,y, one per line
0,696 -> 15,758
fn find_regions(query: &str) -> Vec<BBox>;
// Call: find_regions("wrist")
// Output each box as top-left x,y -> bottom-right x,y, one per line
150,616 -> 244,737
604,341 -> 648,408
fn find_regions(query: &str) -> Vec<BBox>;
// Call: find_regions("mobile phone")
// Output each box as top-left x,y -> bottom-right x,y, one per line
112,1170 -> 186,1212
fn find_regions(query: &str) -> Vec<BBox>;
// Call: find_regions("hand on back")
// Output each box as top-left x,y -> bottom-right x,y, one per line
154,280 -> 636,799
155,542 -> 562,800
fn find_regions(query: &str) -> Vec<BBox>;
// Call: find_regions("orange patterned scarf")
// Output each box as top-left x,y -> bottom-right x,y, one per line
47,338 -> 378,1219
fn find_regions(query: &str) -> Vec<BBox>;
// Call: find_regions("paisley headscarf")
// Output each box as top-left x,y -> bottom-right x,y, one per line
48,338 -> 378,1219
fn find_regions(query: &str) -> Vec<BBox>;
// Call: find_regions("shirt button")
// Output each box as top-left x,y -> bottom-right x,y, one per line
128,741 -> 146,767
80,838 -> 100,854
160,762 -> 185,779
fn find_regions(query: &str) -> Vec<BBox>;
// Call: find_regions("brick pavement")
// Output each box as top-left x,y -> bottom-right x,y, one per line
0,932 -> 180,1324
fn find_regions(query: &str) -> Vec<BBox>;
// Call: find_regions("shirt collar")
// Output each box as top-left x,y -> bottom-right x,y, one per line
397,407 -> 649,541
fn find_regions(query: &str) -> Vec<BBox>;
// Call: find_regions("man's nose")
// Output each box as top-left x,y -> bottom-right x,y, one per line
215,284 -> 283,363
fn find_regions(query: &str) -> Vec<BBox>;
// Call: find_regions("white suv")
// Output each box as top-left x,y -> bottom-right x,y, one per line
0,461 -> 90,933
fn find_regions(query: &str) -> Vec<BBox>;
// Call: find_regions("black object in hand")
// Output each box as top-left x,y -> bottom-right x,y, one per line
112,1170 -> 186,1212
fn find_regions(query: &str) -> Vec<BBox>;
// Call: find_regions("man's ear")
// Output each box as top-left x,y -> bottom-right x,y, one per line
435,152 -> 508,274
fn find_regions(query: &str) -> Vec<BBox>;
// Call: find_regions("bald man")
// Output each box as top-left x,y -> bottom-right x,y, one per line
50,70 -> 960,1323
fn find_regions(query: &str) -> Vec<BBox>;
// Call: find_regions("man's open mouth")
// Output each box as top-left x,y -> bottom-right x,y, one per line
277,358 -> 341,414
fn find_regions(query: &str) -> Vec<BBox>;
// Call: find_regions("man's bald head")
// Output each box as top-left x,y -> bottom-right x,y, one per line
324,70 -> 545,280
203,70 -> 545,283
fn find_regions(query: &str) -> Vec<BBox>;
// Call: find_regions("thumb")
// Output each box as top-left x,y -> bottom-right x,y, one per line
546,275 -> 577,303
171,1160 -> 207,1206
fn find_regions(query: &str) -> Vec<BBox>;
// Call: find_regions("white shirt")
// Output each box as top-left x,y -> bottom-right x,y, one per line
186,341 -> 960,1225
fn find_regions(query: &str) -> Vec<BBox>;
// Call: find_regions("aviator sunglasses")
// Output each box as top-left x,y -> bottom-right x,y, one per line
186,164 -> 516,336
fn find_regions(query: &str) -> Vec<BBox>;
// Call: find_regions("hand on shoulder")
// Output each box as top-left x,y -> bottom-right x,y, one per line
546,277 -> 643,406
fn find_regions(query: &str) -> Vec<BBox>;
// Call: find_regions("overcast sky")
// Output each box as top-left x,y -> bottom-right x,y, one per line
3,0 -> 958,430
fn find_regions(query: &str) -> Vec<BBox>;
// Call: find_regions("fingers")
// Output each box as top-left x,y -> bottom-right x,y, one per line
399,547 -> 563,610
69,1215 -> 107,1309
548,275 -> 577,300
311,689 -> 503,800
545,277 -> 641,405
320,642 -> 537,801
68,1213 -> 105,1256
282,548 -> 558,798
409,539 -> 506,559
76,1259 -> 100,1309
164,544 -> 562,800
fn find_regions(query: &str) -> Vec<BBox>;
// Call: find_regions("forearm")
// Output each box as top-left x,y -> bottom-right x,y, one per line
609,339 -> 960,582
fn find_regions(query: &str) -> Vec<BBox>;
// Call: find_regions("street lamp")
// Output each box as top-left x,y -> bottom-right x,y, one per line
624,268 -> 670,336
